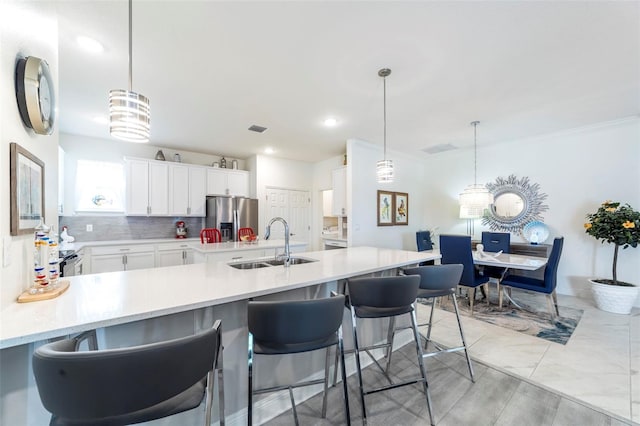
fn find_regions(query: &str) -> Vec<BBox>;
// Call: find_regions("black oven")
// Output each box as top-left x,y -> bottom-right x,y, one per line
59,251 -> 82,277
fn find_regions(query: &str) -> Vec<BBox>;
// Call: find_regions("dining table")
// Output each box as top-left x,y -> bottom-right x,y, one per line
473,251 -> 548,308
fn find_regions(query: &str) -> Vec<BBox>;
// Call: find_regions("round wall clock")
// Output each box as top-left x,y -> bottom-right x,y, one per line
15,56 -> 55,135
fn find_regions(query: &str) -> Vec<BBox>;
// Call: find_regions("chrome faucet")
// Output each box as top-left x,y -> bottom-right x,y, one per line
264,217 -> 291,267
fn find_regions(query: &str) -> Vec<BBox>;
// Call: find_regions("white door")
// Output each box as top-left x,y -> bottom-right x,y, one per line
265,188 -> 310,243
288,190 -> 310,242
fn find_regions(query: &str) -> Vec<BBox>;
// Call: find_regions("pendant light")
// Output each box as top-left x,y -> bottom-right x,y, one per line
459,121 -> 493,219
109,0 -> 150,143
376,68 -> 393,183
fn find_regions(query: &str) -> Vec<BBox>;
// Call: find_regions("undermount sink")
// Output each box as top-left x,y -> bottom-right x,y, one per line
264,257 -> 317,266
228,261 -> 272,270
228,257 -> 317,269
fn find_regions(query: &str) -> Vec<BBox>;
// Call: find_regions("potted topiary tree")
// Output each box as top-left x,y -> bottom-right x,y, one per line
584,201 -> 640,314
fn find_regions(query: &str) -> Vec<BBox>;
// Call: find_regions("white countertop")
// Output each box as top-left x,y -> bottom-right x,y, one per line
60,238 -> 305,253
1,247 -> 440,349
190,239 -> 306,253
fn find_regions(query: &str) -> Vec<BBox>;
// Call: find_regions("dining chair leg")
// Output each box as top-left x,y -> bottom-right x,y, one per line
452,294 -> 475,383
546,294 -> 557,320
468,288 -> 476,316
498,281 -> 503,308
410,309 -> 435,426
484,283 -> 490,305
552,290 -> 560,316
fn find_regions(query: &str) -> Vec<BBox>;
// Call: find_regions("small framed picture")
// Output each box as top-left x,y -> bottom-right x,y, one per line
10,143 -> 45,235
394,192 -> 408,225
377,190 -> 394,226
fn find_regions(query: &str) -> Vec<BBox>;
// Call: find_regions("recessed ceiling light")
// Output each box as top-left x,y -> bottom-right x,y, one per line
92,115 -> 109,124
264,147 -> 275,154
323,117 -> 338,127
76,35 -> 104,53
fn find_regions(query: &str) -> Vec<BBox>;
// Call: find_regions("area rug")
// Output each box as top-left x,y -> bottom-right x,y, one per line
421,290 -> 583,345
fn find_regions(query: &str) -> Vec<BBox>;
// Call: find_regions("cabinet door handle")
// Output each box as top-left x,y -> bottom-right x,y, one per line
187,207 -> 191,215
231,256 -> 243,260
119,248 -> 130,251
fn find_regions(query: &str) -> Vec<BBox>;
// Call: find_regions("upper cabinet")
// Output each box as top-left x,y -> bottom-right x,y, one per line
125,158 -> 249,216
168,164 -> 206,216
125,158 -> 169,216
332,167 -> 346,216
206,168 -> 249,197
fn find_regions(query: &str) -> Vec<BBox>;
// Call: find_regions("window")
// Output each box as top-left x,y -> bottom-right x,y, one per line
75,160 -> 125,212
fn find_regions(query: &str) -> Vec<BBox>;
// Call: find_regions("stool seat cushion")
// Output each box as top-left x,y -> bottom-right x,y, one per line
51,379 -> 206,426
253,335 -> 339,355
354,305 -> 414,319
417,287 -> 456,299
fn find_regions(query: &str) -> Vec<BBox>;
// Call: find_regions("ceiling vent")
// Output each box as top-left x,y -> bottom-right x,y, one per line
248,124 -> 268,133
422,143 -> 458,154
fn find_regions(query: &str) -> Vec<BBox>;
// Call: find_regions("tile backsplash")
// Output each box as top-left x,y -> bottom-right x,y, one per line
58,216 -> 205,242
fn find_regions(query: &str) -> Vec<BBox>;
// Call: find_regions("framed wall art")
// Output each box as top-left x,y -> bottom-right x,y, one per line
394,192 -> 408,225
10,142 -> 45,236
377,190 -> 394,226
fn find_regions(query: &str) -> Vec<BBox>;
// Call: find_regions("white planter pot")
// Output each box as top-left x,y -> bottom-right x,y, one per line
589,279 -> 639,315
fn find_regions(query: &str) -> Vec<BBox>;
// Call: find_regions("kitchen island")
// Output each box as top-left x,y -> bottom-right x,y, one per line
0,247 -> 440,425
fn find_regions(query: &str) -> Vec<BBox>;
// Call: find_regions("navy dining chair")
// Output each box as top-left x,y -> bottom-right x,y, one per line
416,230 -> 435,266
439,235 -> 490,315
500,237 -> 564,319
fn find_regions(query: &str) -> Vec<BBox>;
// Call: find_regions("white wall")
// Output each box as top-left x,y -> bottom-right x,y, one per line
348,138 -> 429,250
0,3 -> 59,424
0,2 -> 59,309
421,118 -> 640,305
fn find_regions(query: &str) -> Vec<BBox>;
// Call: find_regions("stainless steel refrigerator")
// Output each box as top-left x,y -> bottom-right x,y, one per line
205,196 -> 259,242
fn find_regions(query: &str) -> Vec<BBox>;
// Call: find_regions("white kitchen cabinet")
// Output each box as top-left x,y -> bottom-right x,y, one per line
125,158 -> 169,216
168,164 -> 206,216
88,244 -> 156,274
331,167 -> 346,216
156,242 -> 194,267
206,168 -> 249,197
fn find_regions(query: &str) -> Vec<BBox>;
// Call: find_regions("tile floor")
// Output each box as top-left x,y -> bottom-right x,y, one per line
418,290 -> 639,423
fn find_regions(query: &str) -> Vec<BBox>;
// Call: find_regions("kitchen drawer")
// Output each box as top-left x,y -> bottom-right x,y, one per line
90,244 -> 155,256
156,242 -> 193,251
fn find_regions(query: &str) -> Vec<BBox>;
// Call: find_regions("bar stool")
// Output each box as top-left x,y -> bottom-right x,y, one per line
347,275 -> 434,426
247,295 -> 350,425
238,227 -> 255,241
404,264 -> 475,382
200,228 -> 222,244
32,320 -> 225,426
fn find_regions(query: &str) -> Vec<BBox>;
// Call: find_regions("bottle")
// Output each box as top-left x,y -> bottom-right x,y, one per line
220,157 -> 227,168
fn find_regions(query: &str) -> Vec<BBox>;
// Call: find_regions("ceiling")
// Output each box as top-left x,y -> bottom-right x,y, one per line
55,1 -> 639,163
